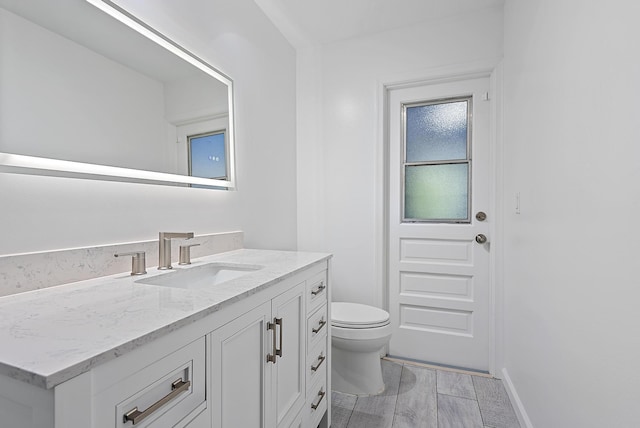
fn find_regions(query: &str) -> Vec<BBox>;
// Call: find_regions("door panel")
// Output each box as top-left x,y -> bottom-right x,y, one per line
271,285 -> 305,428
400,305 -> 473,335
388,77 -> 491,371
400,272 -> 473,301
210,302 -> 271,428
401,238 -> 472,263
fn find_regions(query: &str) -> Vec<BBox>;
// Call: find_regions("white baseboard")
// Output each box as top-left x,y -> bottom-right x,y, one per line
501,368 -> 534,428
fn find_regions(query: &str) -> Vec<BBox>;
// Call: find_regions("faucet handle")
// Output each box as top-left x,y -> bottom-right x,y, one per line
114,251 -> 147,275
179,243 -> 200,265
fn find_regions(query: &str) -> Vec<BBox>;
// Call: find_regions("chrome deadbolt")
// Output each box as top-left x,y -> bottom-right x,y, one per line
475,234 -> 488,244
476,211 -> 487,221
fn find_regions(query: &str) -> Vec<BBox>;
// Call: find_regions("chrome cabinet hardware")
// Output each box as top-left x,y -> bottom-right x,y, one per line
158,232 -> 194,270
475,234 -> 488,244
310,388 -> 326,410
266,318 -> 283,363
114,251 -> 147,275
123,378 -> 191,425
312,318 -> 327,334
311,282 -> 326,296
310,353 -> 326,372
267,321 -> 277,363
475,211 -> 487,221
275,318 -> 283,358
178,243 -> 200,265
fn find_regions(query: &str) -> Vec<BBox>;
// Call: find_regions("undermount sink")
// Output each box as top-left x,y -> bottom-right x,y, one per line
136,262 -> 263,289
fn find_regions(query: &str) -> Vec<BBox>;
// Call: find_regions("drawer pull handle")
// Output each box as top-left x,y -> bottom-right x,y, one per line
311,353 -> 326,372
312,318 -> 326,334
310,388 -> 326,410
311,282 -> 326,296
123,378 -> 191,425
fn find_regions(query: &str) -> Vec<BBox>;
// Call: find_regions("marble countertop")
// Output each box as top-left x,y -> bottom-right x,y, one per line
0,249 -> 331,389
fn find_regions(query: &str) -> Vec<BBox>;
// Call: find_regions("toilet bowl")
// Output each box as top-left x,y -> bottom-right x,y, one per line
331,302 -> 392,395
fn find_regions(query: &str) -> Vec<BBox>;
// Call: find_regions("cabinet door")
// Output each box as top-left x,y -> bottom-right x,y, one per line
271,284 -> 306,428
211,301 -> 271,428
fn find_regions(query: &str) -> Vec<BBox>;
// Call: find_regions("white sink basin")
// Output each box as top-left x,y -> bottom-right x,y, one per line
136,262 -> 263,289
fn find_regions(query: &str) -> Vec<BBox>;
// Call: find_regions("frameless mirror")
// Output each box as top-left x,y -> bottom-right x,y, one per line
0,0 -> 235,188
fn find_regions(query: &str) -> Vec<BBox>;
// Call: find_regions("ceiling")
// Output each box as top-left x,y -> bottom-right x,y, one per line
255,0 -> 504,47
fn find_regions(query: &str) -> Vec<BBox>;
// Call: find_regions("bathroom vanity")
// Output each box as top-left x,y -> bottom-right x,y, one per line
0,249 -> 331,428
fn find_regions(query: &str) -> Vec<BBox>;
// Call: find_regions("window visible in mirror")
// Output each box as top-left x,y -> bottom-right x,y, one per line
188,130 -> 227,180
176,117 -> 230,189
0,0 -> 236,190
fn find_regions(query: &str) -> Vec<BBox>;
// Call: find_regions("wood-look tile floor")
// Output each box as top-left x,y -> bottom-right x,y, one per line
331,359 -> 520,428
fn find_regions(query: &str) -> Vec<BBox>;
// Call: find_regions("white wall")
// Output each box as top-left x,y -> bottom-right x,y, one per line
297,7 -> 503,305
0,8 -> 170,172
0,0 -> 297,256
502,0 -> 640,426
164,73 -> 229,124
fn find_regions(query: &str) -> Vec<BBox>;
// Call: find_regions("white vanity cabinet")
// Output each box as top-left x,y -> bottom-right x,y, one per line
0,251 -> 330,428
92,338 -> 207,428
210,263 -> 329,428
304,271 -> 329,428
0,322 -> 210,428
209,286 -> 304,428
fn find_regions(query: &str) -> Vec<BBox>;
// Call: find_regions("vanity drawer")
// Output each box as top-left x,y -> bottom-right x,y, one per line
305,270 -> 328,313
307,304 -> 328,352
306,340 -> 327,390
93,337 -> 206,428
304,376 -> 328,428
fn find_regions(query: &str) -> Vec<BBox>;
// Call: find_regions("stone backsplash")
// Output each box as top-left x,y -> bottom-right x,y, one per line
0,231 -> 243,297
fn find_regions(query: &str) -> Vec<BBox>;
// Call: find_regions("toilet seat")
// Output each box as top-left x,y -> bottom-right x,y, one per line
331,302 -> 390,329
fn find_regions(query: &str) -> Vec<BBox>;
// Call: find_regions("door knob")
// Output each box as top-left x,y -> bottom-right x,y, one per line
475,234 -> 488,244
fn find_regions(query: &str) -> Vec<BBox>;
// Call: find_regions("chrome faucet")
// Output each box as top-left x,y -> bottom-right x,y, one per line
158,232 -> 194,270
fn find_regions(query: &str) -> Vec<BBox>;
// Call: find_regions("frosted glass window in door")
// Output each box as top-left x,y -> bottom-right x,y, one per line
404,164 -> 469,221
402,96 -> 471,222
406,100 -> 468,162
188,130 -> 227,180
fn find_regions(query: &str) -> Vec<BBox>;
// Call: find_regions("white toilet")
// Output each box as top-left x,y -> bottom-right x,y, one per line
331,302 -> 392,395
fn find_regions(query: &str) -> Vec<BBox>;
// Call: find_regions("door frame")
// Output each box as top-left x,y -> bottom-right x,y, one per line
374,59 -> 504,376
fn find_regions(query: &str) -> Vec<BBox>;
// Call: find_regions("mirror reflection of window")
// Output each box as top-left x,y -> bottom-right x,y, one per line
188,130 -> 227,180
0,0 -> 236,189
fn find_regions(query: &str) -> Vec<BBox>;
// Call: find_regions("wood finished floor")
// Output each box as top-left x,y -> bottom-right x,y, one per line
331,360 -> 520,428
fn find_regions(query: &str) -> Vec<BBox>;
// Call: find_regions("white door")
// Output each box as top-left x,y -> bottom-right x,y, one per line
388,77 -> 491,371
